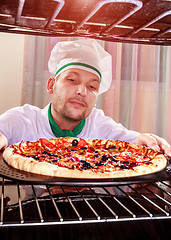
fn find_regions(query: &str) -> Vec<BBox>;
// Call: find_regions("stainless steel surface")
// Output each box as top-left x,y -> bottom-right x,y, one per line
0,0 -> 171,45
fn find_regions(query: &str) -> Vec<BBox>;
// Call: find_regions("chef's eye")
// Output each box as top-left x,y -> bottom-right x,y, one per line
88,80 -> 99,91
88,84 -> 98,91
68,78 -> 75,82
89,85 -> 96,90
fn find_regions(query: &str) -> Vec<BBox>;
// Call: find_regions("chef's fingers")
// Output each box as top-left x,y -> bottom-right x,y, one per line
135,133 -> 159,150
150,133 -> 171,157
135,133 -> 171,157
0,133 -> 8,150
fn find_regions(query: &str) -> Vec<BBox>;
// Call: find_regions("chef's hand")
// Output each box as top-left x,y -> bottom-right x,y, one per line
0,133 -> 8,150
135,133 -> 171,157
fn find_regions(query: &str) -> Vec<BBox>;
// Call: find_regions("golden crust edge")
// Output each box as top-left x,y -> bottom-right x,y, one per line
3,146 -> 168,179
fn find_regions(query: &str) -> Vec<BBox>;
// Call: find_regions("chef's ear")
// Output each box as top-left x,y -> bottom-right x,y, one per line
47,77 -> 55,94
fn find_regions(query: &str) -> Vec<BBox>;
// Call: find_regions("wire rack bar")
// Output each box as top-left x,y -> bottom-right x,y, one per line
45,0 -> 65,28
75,187 -> 101,220
31,185 -> 44,223
128,10 -> 171,37
16,0 -> 25,24
90,187 -> 118,219
139,183 -> 171,206
102,0 -> 143,34
103,187 -> 136,218
60,186 -> 82,221
114,186 -> 153,217
0,178 -> 4,224
128,184 -> 170,216
46,185 -> 63,222
17,184 -> 24,224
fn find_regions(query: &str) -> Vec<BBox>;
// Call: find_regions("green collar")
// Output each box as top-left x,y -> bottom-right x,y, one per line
48,104 -> 86,138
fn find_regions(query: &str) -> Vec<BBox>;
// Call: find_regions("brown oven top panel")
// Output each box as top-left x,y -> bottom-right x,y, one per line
0,0 -> 171,45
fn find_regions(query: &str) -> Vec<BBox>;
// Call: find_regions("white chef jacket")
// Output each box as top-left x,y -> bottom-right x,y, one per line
0,103 -> 140,146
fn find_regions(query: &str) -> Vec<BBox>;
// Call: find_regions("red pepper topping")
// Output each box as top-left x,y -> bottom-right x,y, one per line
39,138 -> 56,150
77,139 -> 88,149
18,140 -> 24,154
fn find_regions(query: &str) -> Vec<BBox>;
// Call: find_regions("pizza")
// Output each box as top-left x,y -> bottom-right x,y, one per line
3,137 -> 167,179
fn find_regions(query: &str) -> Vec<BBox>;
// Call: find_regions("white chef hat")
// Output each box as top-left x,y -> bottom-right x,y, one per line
48,38 -> 112,94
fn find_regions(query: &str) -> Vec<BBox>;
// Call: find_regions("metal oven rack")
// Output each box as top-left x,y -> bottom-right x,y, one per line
0,179 -> 171,226
0,0 -> 171,45
0,178 -> 171,237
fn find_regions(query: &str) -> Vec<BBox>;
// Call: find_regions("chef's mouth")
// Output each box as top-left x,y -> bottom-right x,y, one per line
69,99 -> 86,108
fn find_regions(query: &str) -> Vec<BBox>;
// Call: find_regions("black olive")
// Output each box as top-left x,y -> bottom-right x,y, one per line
111,157 -> 119,162
41,151 -> 49,155
72,139 -> 78,147
32,156 -> 40,160
122,161 -> 130,164
120,164 -> 129,169
107,146 -> 116,150
110,146 -> 116,149
80,160 -> 92,170
49,159 -> 59,163
129,162 -> 138,168
95,161 -> 103,166
41,151 -> 59,157
101,155 -> 108,161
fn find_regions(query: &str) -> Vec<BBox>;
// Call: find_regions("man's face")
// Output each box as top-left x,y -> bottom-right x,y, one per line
48,68 -> 100,123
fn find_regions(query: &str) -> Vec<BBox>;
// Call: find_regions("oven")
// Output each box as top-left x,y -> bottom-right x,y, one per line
0,0 -> 171,239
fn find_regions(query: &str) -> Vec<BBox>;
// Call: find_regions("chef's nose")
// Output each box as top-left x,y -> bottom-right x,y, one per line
76,85 -> 87,97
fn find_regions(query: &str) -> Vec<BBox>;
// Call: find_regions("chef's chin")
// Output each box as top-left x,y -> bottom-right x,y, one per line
62,111 -> 86,122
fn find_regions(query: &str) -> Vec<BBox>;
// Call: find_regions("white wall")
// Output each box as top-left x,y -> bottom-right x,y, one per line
0,33 -> 24,114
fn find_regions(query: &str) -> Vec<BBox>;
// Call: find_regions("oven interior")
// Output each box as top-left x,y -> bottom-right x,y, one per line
0,0 -> 171,238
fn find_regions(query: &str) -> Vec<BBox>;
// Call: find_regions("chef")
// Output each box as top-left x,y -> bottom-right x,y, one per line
0,38 -> 170,156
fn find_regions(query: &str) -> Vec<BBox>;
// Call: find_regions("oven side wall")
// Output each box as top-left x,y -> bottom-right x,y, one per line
0,33 -> 24,114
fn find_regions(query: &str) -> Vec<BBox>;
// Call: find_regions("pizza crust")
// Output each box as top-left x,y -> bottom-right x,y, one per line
3,145 -> 167,179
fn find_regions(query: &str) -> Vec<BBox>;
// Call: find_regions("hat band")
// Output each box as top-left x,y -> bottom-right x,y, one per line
55,62 -> 101,81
